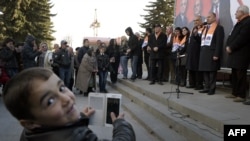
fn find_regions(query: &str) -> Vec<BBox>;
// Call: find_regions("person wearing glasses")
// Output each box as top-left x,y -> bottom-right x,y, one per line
37,42 -> 53,70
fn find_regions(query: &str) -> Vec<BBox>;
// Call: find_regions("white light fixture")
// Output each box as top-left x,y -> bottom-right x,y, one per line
0,11 -> 3,15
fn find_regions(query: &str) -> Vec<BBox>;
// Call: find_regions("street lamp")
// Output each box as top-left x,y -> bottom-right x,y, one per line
0,11 -> 3,15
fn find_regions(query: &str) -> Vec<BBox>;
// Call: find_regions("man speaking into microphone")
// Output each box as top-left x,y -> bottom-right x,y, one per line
198,12 -> 224,95
186,15 -> 205,90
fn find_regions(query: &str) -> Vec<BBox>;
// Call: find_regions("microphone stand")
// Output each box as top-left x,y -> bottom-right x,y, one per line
163,48 -> 193,98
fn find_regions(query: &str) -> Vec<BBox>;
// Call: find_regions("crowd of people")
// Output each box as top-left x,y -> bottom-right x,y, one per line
1,6 -> 250,104
0,3 -> 249,141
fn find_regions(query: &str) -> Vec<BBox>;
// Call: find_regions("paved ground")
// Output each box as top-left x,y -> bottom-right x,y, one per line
1,68 -> 249,141
0,86 -> 157,141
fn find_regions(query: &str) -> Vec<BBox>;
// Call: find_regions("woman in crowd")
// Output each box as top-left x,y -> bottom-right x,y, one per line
76,48 -> 98,96
119,36 -> 129,79
106,39 -> 121,83
178,27 -> 190,86
0,38 -> 19,78
170,27 -> 184,84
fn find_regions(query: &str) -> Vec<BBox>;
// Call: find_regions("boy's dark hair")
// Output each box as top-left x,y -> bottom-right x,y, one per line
3,67 -> 54,120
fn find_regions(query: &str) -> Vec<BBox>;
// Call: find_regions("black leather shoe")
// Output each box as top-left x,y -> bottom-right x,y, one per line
149,81 -> 155,85
207,89 -> 215,95
207,91 -> 215,95
137,76 -> 142,79
199,90 -> 209,93
130,78 -> 135,82
186,85 -> 195,88
243,100 -> 250,105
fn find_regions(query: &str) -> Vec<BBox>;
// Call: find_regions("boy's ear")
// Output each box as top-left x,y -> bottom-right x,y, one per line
19,120 -> 42,130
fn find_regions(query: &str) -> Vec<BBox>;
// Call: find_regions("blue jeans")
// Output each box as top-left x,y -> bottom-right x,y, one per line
120,56 -> 128,78
98,70 -> 108,92
131,56 -> 138,79
59,67 -> 71,88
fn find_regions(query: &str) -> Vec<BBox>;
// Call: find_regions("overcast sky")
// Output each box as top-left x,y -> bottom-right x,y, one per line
51,0 -> 153,47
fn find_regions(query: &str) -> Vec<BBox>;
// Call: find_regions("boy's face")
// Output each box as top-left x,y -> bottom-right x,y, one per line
26,74 -> 80,128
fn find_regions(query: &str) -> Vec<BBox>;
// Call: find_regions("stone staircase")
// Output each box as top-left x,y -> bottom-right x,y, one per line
107,78 -> 228,141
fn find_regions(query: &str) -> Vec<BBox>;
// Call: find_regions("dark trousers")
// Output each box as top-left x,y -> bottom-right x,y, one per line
163,55 -> 170,81
203,71 -> 217,93
59,67 -> 71,89
6,68 -> 18,78
137,56 -> 143,78
232,68 -> 247,98
110,61 -> 119,83
144,54 -> 150,79
188,70 -> 203,88
150,58 -> 163,82
131,56 -> 138,79
69,77 -> 74,91
99,70 -> 108,92
176,65 -> 187,86
169,52 -> 177,83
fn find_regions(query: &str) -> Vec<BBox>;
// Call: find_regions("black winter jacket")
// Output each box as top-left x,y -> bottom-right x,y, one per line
96,54 -> 110,71
0,47 -> 18,69
78,46 -> 90,64
54,48 -> 71,68
126,27 -> 140,56
148,32 -> 167,59
20,115 -> 136,141
22,35 -> 42,69
226,16 -> 250,69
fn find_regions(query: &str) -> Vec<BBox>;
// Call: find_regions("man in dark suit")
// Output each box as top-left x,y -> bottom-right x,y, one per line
163,26 -> 173,82
175,0 -> 188,28
198,12 -> 224,95
186,15 -> 204,90
147,24 -> 167,85
225,5 -> 250,104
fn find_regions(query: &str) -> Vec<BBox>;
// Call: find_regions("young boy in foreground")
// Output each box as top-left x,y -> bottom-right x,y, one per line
3,67 -> 135,141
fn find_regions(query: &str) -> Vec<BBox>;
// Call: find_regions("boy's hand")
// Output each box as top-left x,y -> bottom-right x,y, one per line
82,107 -> 95,117
111,112 -> 124,123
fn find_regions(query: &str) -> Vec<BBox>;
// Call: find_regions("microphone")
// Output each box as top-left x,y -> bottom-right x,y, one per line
203,22 -> 207,25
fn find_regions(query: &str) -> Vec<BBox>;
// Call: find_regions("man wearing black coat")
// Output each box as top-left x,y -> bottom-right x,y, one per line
147,24 -> 167,85
22,35 -> 42,69
78,39 -> 90,64
186,15 -> 204,90
135,32 -> 144,79
53,40 -> 72,89
198,12 -> 224,95
125,27 -> 140,81
225,5 -> 250,104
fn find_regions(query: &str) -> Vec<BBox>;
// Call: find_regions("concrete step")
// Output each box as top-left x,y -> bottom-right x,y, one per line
115,78 -> 233,134
108,81 -> 223,141
123,97 -> 187,141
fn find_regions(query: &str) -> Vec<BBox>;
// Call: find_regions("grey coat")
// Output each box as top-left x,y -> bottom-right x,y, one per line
75,53 -> 97,92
